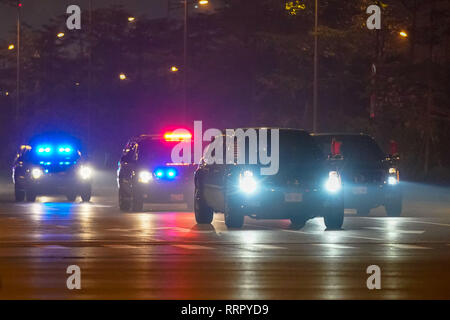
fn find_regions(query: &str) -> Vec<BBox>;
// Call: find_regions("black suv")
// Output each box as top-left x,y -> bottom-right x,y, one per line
312,133 -> 402,216
194,128 -> 345,229
117,134 -> 195,212
12,134 -> 92,202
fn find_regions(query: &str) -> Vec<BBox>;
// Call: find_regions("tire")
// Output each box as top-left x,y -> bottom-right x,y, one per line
324,201 -> 344,230
26,190 -> 36,202
80,186 -> 92,202
224,199 -> 244,229
119,187 -> 132,212
290,215 -> 308,229
356,206 -> 371,216
194,187 -> 213,224
15,186 -> 25,202
385,196 -> 402,217
66,192 -> 77,202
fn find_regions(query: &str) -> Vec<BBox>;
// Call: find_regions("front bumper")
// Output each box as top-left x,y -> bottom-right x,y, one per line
228,186 -> 339,219
19,173 -> 91,195
135,180 -> 193,203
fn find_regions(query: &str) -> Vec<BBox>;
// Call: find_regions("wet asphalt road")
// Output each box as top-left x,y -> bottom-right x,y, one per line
0,175 -> 449,299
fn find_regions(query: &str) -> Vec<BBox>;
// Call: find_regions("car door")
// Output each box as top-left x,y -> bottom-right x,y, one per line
118,142 -> 137,187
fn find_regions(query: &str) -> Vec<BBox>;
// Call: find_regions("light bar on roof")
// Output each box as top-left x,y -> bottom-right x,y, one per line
163,132 -> 192,141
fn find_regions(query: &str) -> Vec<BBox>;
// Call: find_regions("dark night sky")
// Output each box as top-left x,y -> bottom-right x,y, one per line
0,0 -> 169,40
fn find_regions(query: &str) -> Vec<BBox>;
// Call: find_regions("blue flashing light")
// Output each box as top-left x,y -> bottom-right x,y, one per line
154,168 -> 177,180
166,168 -> 177,179
155,169 -> 164,178
36,145 -> 52,154
58,146 -> 73,153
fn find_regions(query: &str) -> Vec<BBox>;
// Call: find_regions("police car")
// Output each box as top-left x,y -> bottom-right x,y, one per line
117,132 -> 195,212
194,128 -> 345,229
12,134 -> 93,202
312,133 -> 402,216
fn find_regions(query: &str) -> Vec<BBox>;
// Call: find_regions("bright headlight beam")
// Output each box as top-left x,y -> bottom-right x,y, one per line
31,168 -> 43,179
79,166 -> 92,180
325,171 -> 342,193
387,176 -> 398,185
138,170 -> 153,183
239,170 -> 257,194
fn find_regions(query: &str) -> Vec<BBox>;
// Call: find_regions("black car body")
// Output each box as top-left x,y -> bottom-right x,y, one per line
117,134 -> 195,212
194,128 -> 345,229
312,133 -> 402,216
12,135 -> 92,202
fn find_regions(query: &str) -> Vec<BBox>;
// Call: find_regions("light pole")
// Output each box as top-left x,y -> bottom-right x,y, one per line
183,0 -> 188,124
16,1 -> 21,123
312,0 -> 318,133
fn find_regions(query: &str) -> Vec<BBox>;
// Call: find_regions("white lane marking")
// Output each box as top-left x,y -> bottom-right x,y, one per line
386,244 -> 431,250
103,244 -> 140,249
173,244 -> 213,250
359,217 -> 450,228
313,244 -> 356,249
365,227 -> 425,234
405,221 -> 450,228
247,244 -> 287,250
283,229 -> 383,241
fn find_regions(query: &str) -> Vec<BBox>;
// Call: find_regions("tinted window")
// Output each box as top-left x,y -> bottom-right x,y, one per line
314,136 -> 384,163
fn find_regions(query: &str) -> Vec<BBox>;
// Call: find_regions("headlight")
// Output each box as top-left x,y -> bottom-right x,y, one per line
325,171 -> 342,193
31,168 -> 43,179
138,170 -> 153,183
389,167 -> 397,174
387,176 -> 398,185
79,166 -> 93,180
239,170 -> 257,194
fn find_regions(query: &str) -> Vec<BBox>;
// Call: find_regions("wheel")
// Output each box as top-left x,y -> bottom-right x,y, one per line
385,196 -> 402,217
15,186 -> 25,202
80,185 -> 92,202
356,206 -> 371,216
194,186 -> 213,224
66,191 -> 77,202
26,190 -> 36,202
224,198 -> 244,229
119,187 -> 132,212
290,215 -> 308,229
324,200 -> 344,230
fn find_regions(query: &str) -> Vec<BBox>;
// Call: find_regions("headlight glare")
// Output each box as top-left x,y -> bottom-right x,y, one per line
79,166 -> 93,180
387,176 -> 398,185
138,170 -> 152,183
325,171 -> 342,193
31,168 -> 44,179
239,170 -> 257,194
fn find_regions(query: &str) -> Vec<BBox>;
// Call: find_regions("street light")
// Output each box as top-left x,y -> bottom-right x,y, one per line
170,66 -> 179,72
8,44 -> 15,50
198,0 -> 209,5
119,73 -> 127,80
128,16 -> 136,22
57,32 -> 65,38
399,31 -> 408,38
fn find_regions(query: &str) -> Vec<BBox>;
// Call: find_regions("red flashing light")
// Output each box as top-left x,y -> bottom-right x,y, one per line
164,132 -> 192,141
331,138 -> 341,156
18,3 -> 22,7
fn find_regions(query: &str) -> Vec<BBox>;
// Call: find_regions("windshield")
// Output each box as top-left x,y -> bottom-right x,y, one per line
314,135 -> 384,163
